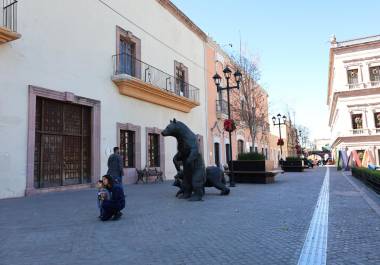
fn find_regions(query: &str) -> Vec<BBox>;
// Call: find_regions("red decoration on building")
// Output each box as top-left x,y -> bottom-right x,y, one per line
277,138 -> 284,146
224,119 -> 236,132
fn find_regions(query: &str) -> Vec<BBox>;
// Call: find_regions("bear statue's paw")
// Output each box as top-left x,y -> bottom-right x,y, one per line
220,188 -> 230,196
188,196 -> 203,202
178,193 -> 191,199
175,190 -> 184,197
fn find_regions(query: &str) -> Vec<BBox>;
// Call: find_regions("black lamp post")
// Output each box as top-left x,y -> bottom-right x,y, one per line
298,129 -> 305,157
272,113 -> 287,159
213,66 -> 242,187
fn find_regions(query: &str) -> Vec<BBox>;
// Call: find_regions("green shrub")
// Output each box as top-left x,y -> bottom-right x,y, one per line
286,156 -> 301,161
237,152 -> 265,161
351,167 -> 380,184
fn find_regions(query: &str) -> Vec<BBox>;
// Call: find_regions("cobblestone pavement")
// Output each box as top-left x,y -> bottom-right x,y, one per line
327,169 -> 380,265
0,167 -> 379,265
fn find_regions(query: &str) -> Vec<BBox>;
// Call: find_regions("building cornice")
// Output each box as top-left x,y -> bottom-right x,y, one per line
328,87 -> 380,126
156,0 -> 208,41
331,135 -> 380,149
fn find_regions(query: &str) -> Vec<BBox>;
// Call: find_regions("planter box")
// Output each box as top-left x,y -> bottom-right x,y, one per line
230,160 -> 277,184
281,160 -> 304,172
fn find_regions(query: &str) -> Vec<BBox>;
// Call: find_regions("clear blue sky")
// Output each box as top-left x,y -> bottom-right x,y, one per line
171,0 -> 380,140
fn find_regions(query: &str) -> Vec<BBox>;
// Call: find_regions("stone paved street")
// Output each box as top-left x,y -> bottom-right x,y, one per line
0,167 -> 379,265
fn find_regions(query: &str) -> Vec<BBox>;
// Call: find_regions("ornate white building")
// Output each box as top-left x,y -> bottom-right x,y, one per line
327,34 -> 380,165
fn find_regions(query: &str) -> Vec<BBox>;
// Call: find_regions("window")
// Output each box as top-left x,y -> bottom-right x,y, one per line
351,113 -> 363,134
116,26 -> 141,77
374,112 -> 380,132
255,146 -> 258,153
369,66 -> 380,86
347,69 -> 359,89
120,130 -> 135,168
119,39 -> 136,76
237,140 -> 244,155
174,61 -> 188,97
148,133 -> 160,167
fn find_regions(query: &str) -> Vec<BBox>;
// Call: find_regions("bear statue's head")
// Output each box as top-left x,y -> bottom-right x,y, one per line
161,118 -> 181,137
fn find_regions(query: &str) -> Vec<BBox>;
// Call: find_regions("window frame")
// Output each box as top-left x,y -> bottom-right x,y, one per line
116,26 -> 141,78
145,127 -> 165,171
117,123 -> 141,169
148,133 -> 160,167
174,61 -> 189,97
119,129 -> 136,168
237,139 -> 244,155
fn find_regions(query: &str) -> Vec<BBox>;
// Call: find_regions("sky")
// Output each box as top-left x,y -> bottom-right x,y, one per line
171,0 -> 380,140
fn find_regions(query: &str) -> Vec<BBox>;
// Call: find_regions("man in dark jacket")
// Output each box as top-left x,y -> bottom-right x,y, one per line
100,175 -> 125,221
107,147 -> 124,184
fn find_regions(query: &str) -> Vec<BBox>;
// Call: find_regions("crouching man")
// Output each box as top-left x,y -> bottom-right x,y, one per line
100,174 -> 125,221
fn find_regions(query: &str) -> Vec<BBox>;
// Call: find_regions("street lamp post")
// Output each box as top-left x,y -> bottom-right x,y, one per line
298,129 -> 304,157
213,66 -> 242,187
272,114 -> 287,159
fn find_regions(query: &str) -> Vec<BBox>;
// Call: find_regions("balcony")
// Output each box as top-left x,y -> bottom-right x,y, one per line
0,0 -> 21,44
112,53 -> 200,113
349,128 -> 368,135
347,82 -> 364,90
216,99 -> 228,119
368,79 -> 380,89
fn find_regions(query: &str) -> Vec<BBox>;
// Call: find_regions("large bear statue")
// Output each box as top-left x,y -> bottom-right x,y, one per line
161,119 -> 206,201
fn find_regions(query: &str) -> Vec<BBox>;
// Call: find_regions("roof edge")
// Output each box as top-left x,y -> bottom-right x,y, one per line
156,0 -> 208,41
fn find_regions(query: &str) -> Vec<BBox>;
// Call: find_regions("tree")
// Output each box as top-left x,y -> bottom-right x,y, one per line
229,55 -> 269,151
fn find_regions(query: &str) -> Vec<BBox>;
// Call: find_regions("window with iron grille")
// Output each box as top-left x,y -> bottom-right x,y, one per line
369,66 -> 380,85
374,112 -> 380,128
120,130 -> 135,168
175,61 -> 188,97
351,113 -> 363,129
347,69 -> 358,85
148,133 -> 160,167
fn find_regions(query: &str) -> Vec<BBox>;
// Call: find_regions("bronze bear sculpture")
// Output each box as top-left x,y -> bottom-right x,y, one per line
161,119 -> 229,201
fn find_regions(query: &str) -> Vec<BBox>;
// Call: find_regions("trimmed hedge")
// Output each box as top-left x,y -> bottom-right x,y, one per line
351,167 -> 380,194
286,156 -> 301,161
237,152 -> 265,161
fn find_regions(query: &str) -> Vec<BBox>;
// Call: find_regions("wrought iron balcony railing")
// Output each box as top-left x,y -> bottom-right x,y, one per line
216,99 -> 228,116
112,53 -> 200,103
349,128 -> 369,135
347,82 -> 363,90
2,0 -> 17,32
369,79 -> 380,88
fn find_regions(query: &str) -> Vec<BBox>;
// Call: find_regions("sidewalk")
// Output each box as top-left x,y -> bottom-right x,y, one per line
327,168 -> 380,265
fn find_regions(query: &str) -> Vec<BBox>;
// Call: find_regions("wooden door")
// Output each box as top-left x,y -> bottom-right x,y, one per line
34,97 -> 91,188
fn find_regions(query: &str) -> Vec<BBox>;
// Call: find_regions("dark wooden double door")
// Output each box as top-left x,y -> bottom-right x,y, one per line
34,97 -> 92,188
